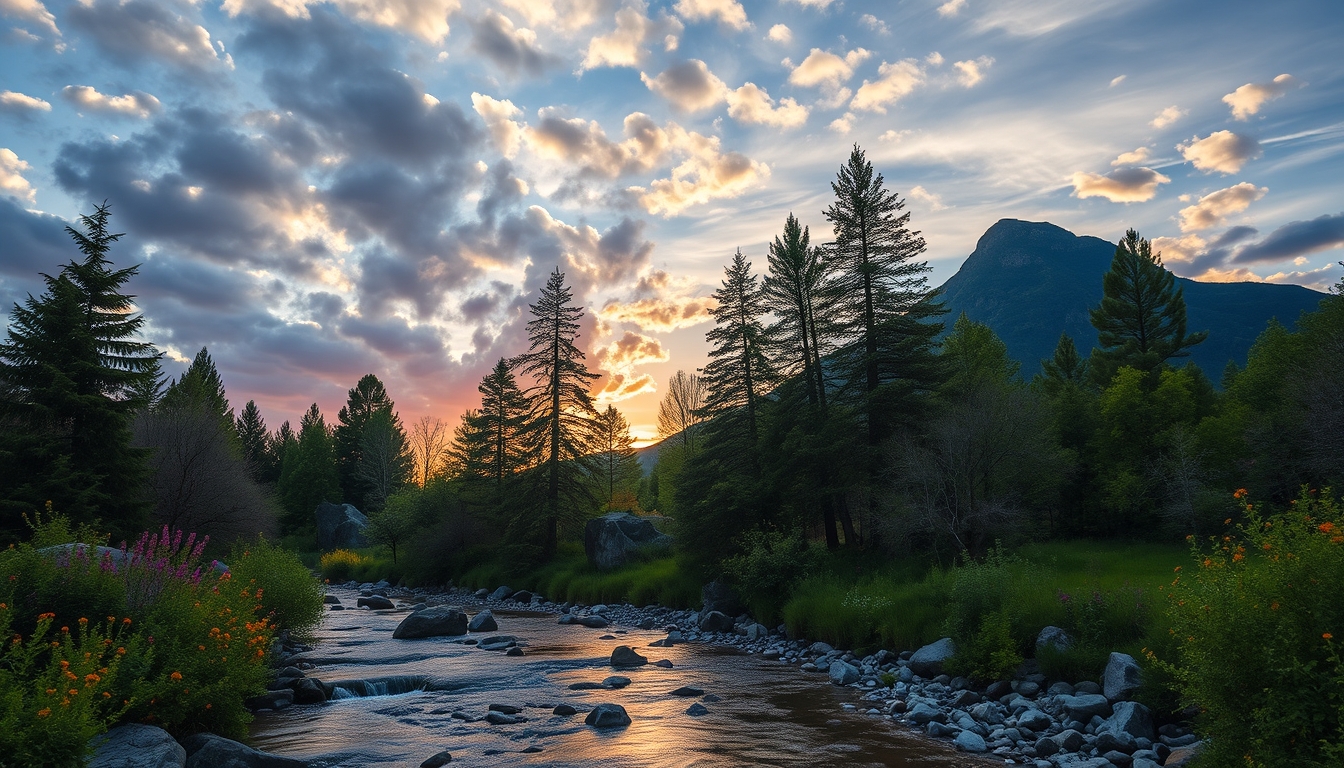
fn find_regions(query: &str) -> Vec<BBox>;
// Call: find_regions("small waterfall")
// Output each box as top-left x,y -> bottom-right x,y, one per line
327,675 -> 429,699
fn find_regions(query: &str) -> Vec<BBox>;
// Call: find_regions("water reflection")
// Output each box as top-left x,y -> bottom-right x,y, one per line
250,590 -> 997,767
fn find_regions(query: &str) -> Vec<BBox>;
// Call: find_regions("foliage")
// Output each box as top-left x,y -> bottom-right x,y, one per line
355,408 -> 412,513
277,403 -> 340,533
946,610 -> 1023,682
702,248 -> 774,441
228,536 -> 324,640
319,549 -> 371,582
1155,488 -> 1344,766
456,547 -> 701,609
591,405 -> 641,505
364,489 -> 420,563
235,401 -> 273,483
720,529 -> 824,621
656,370 -> 705,455
334,374 -> 407,512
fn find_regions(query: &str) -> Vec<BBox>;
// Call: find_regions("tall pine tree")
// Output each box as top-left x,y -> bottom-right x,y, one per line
702,249 -> 773,444
592,405 -> 641,506
477,358 -> 530,486
235,400 -> 271,481
765,213 -> 830,409
277,403 -> 340,533
334,374 -> 400,511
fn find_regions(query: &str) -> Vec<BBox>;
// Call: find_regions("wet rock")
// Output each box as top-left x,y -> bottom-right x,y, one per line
489,704 -> 521,714
1103,700 -> 1156,742
392,606 -> 468,639
478,635 -> 518,651
315,502 -> 368,550
685,703 -> 709,716
699,610 -> 733,632
291,677 -> 326,704
510,590 -> 532,603
669,686 -> 704,697
485,711 -> 520,725
702,694 -> 722,703
611,646 -> 648,667
584,512 -> 673,571
357,596 -> 394,610
1062,693 -> 1112,722
244,690 -> 293,711
519,747 -> 542,754
637,618 -> 656,630
489,586 -> 512,601
88,724 -> 186,768
954,730 -> 988,753
468,610 -> 497,632
474,588 -> 489,599
829,660 -> 861,686
506,647 -> 524,657
909,638 -> 956,678
181,733 -> 308,768
569,682 -> 605,690
602,676 -> 631,689
322,595 -> 341,605
584,703 -> 632,728
653,659 -> 674,668
420,751 -> 452,768
329,605 -> 343,611
577,616 -> 609,629
1104,652 -> 1143,702
553,704 -> 578,716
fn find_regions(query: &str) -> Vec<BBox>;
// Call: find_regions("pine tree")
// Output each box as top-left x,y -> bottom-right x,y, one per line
277,403 -> 340,533
477,358 -> 530,486
334,374 -> 399,511
0,202 -> 159,539
765,213 -> 830,408
702,249 -> 773,444
235,400 -> 271,481
1088,229 -> 1208,385
355,409 -> 411,513
448,409 -> 491,481
513,268 -> 600,557
941,313 -> 1021,398
1037,333 -> 1089,397
592,405 -> 641,505
160,347 -> 234,429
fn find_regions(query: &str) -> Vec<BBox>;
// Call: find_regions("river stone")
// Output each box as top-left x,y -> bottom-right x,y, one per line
489,586 -> 513,601
181,733 -> 307,768
88,724 -> 186,768
315,502 -> 368,550
611,646 -> 648,667
686,703 -> 709,716
569,682 -> 605,690
1096,729 -> 1137,754
698,610 -> 734,632
907,702 -> 943,725
291,677 -> 326,704
1062,693 -> 1112,722
669,686 -> 704,697
468,610 -> 497,632
474,588 -> 489,599
584,512 -> 673,571
489,704 -> 521,714
1016,708 -> 1052,732
1034,736 -> 1060,756
392,606 -> 468,639
420,751 -> 452,768
1052,729 -> 1087,752
1103,700 -> 1156,742
954,730 -> 988,753
322,595 -> 341,605
577,616 -> 609,628
584,703 -> 632,728
485,712 -> 520,725
829,660 -> 861,686
1104,652 -> 1143,701
506,647 -> 524,656
909,638 -> 956,678
1035,625 -> 1073,654
553,704 -> 578,716
511,590 -> 533,603
357,595 -> 394,610
602,676 -> 631,689
245,689 -> 293,711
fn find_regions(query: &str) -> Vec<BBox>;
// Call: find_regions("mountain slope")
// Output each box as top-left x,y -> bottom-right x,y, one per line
938,219 -> 1327,377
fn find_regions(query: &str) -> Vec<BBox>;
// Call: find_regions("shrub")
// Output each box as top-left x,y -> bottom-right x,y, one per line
319,549 -> 369,582
1155,487 -> 1344,766
946,611 -> 1023,682
229,537 -> 324,640
721,529 -> 824,622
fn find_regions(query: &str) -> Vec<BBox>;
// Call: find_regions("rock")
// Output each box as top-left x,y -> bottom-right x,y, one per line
907,702 -> 943,725
89,724 -> 186,768
181,733 -> 308,768
489,586 -> 513,601
479,635 -> 518,651
1016,680 -> 1041,698
745,623 -> 769,641
637,618 -> 656,630
553,704 -> 577,716
485,712 -> 520,725
984,680 -> 1013,700
506,647 -> 524,657
1163,744 -> 1202,767
474,588 -> 490,599
315,502 -> 369,550
420,751 -> 452,768
1074,680 -> 1103,695
669,686 -> 704,697
685,703 -> 709,716
828,660 -> 861,686
583,512 -> 673,571
602,676 -> 631,689
577,616 -> 609,629
489,704 -> 522,714
584,703 -> 632,728
1096,730 -> 1137,754
1062,693 -> 1112,722
244,690 -> 293,711
1051,729 -> 1087,753
1035,625 -> 1073,653
653,659 -> 674,668
1033,736 -> 1060,756
1103,701 -> 1155,742
322,595 -> 341,605
511,590 -> 533,603
1103,652 -> 1143,702
699,610 -> 734,632
291,677 -> 326,704
701,580 -> 744,617
807,642 -> 834,655
611,646 -> 648,667
468,610 -> 498,632
590,604 -> 610,615
392,606 -> 469,639
954,730 -> 988,753
909,638 -> 956,678
357,595 -> 394,610
569,682 -> 605,690
1016,709 -> 1052,732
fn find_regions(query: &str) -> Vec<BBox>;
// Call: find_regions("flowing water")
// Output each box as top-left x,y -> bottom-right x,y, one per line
250,589 -> 997,767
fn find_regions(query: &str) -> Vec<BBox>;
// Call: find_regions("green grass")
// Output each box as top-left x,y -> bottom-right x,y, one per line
457,543 -> 702,608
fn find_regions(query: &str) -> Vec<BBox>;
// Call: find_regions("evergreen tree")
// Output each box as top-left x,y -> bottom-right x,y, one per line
277,403 -> 340,533
0,203 -> 159,540
765,213 -> 830,408
1038,333 -> 1088,395
355,408 -> 412,513
513,268 -> 601,557
235,400 -> 271,481
447,409 -> 491,482
702,249 -> 773,444
1088,229 -> 1208,385
477,358 -> 530,486
334,374 -> 399,511
941,313 -> 1020,398
160,347 -> 234,432
592,405 -> 641,505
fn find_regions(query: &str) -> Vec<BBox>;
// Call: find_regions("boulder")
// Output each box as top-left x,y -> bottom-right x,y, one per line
699,610 -> 734,632
489,586 -> 513,601
584,703 -> 632,728
909,638 -> 956,678
1016,708 -> 1052,733
511,590 -> 533,603
669,686 -> 704,697
701,580 -> 744,617
1103,701 -> 1156,742
907,702 -> 943,725
89,724 -> 186,768
1051,729 -> 1087,753
356,596 -> 394,610
420,751 -> 452,768
1062,693 -> 1112,722
583,512 -> 673,571
1103,652 -> 1143,702
553,704 -> 578,716
315,502 -> 369,550
577,615 -> 609,629
484,712 -> 519,725
954,730 -> 988,753
468,610 -> 498,632
828,660 -> 860,686
322,595 -> 341,605
1035,625 -> 1073,654
392,606 -> 469,639
244,690 -> 293,711
685,703 -> 710,716
610,646 -> 648,667
602,676 -> 631,689
291,677 -> 326,704
181,733 -> 308,768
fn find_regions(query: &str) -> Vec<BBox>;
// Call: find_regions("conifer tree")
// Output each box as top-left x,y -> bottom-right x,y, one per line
448,409 -> 490,481
334,374 -> 403,510
477,358 -> 530,486
160,347 -> 234,429
235,400 -> 271,480
513,268 -> 600,557
278,403 -> 340,533
0,203 -> 159,538
765,213 -> 830,408
703,249 -> 773,443
355,408 -> 412,513
592,405 -> 641,505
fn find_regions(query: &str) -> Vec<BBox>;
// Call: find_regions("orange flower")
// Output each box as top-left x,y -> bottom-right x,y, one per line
78,617 -> 87,625
1173,566 -> 1182,572
1232,553 -> 1245,562
1263,543 -> 1273,550
1233,488 -> 1248,499
37,708 -> 50,718
170,671 -> 183,681
1320,522 -> 1336,534
1326,633 -> 1334,640
1271,602 -> 1279,610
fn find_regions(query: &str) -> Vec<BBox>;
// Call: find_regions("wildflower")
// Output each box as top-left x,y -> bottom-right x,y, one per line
78,617 -> 87,625
1233,553 -> 1245,562
1224,518 -> 1232,525
45,688 -> 55,695
1326,633 -> 1335,640
37,708 -> 50,718
170,671 -> 183,681
1320,522 -> 1336,534
1174,566 -> 1182,572
1234,488 -> 1248,499
1263,543 -> 1273,550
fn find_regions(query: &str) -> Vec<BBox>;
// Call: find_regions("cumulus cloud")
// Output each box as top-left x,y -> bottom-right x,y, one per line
0,90 -> 51,113
471,93 -> 524,158
0,148 -> 36,202
860,14 -> 890,34
829,112 -> 855,133
908,185 -> 946,210
640,59 -> 728,112
937,0 -> 965,16
0,0 -> 59,36
1111,147 -> 1150,166
222,0 -> 460,43
1070,167 -> 1171,203
851,59 -> 925,112
1232,212 -> 1344,265
469,10 -> 561,77
1177,182 -> 1266,232
67,0 -> 233,72
726,83 -> 808,128
789,47 -> 870,90
595,372 -> 657,402
784,0 -> 834,7
579,3 -> 681,71
496,0 -> 610,31
597,276 -> 714,331
633,131 -> 768,215
953,56 -> 993,87
766,23 -> 790,42
593,328 -> 668,400
1151,233 -> 1209,266
673,0 -> 748,30
1150,105 -> 1185,128
1179,130 -> 1262,174
1223,74 -> 1303,120
61,85 -> 162,118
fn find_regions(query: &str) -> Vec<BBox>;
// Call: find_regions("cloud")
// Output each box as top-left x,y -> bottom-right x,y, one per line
471,93 -> 524,158
1223,74 -> 1304,120
0,0 -> 59,36
937,0 -> 965,17
1150,105 -> 1185,129
1151,233 -> 1208,266
1070,167 -> 1171,203
0,148 -> 36,202
61,86 -> 162,118
222,0 -> 460,44
784,0 -> 834,7
851,59 -> 925,113
527,109 -> 669,177
496,0 -> 610,32
766,23 -> 790,42
598,292 -> 713,331
596,329 -> 668,370
67,0 -> 233,72
640,59 -> 728,112
829,112 -> 854,133
633,131 -> 768,216
579,3 -> 681,71
1111,147 -> 1150,166
469,10 -> 562,77
726,83 -> 808,128
0,90 -> 51,113
1233,212 -> 1344,265
860,14 -> 890,34
1109,74 -> 1126,87
673,0 -> 748,30
1177,182 -> 1267,232
788,47 -> 870,90
594,372 -> 656,402
1179,130 -> 1262,174
908,185 -> 946,210
953,56 -> 993,87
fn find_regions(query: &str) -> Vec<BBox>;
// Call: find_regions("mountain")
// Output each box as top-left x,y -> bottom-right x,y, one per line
938,219 -> 1328,378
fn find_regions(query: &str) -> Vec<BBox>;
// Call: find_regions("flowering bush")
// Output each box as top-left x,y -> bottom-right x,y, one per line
230,536 -> 324,641
319,548 -> 370,582
1155,487 -> 1344,766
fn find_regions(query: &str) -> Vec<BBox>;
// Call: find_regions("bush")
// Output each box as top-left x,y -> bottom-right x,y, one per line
721,529 -> 824,622
1156,487 -> 1344,766
946,611 -> 1023,682
319,549 -> 369,582
229,537 -> 324,640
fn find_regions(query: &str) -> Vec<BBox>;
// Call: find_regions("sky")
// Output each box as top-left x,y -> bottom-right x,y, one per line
2,0 -> 1342,444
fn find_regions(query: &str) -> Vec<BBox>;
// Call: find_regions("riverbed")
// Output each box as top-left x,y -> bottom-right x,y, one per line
249,588 -> 999,767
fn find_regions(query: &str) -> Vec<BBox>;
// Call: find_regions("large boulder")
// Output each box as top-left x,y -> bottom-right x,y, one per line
88,724 -> 186,768
698,610 -> 734,632
1036,625 -> 1073,654
828,660 -> 860,686
1061,693 -> 1113,722
583,512 -> 673,571
1102,700 -> 1156,742
701,580 -> 744,617
180,733 -> 308,768
315,502 -> 368,550
392,606 -> 469,639
584,703 -> 632,728
611,646 -> 648,667
909,637 -> 956,678
468,610 -> 498,632
1104,652 -> 1143,701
